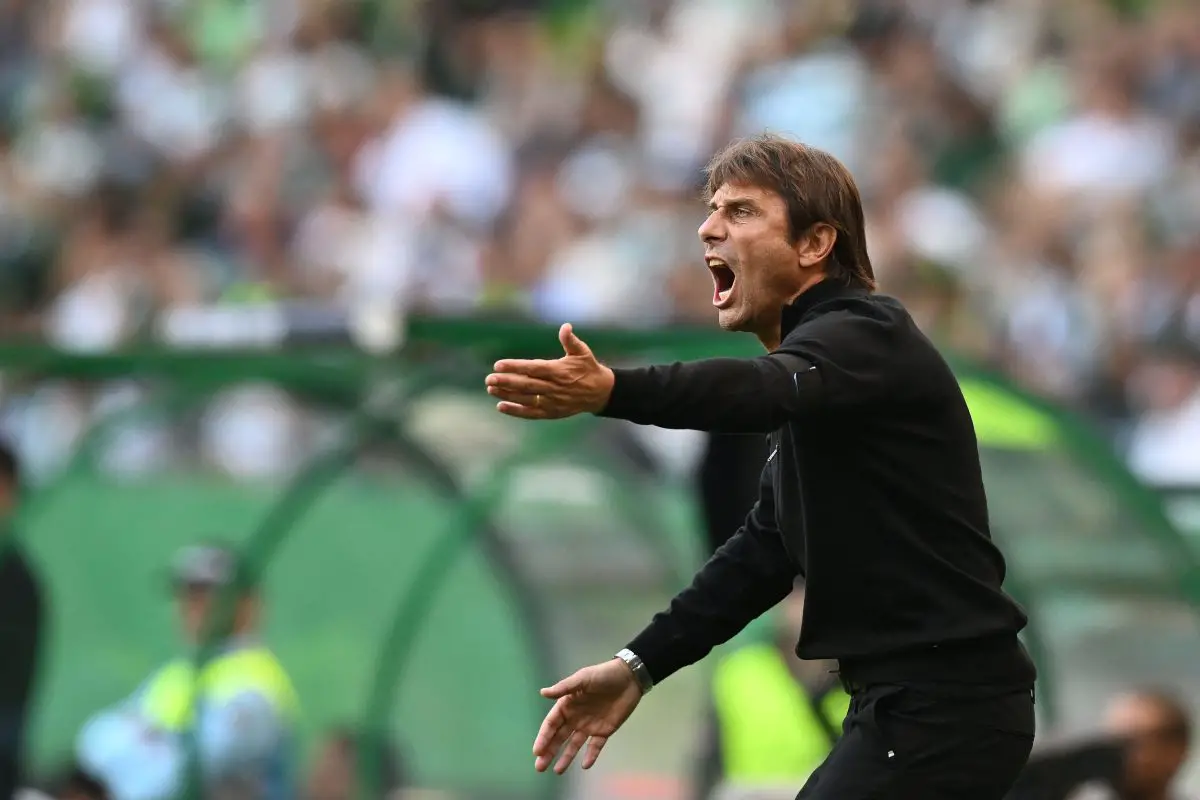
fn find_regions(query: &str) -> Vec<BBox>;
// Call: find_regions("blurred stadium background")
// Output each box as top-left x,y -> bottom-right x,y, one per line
5,0 -> 1200,797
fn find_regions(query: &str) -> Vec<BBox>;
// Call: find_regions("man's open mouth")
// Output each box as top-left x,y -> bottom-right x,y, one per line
709,260 -> 736,307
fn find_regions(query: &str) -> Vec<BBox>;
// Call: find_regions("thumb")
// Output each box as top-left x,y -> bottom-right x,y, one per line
541,672 -> 585,699
559,323 -> 592,358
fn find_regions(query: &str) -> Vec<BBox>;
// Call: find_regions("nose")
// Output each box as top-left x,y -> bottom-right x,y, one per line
698,210 -> 725,245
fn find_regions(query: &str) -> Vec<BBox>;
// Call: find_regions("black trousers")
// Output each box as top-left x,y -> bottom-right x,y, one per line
796,683 -> 1035,800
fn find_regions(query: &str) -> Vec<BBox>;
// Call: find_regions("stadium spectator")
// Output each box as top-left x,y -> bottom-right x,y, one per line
1101,689 -> 1193,800
696,584 -> 849,800
0,440 -> 44,799
306,728 -> 406,800
74,543 -> 299,800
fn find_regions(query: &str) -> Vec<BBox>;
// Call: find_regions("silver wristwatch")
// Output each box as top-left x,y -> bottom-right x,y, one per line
615,648 -> 654,695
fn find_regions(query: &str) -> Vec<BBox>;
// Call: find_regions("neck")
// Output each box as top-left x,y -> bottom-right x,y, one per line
756,273 -> 829,351
757,331 -> 781,352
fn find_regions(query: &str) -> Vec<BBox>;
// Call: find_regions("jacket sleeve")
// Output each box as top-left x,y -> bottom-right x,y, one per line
623,466 -> 798,684
597,309 -> 904,432
597,353 -> 816,433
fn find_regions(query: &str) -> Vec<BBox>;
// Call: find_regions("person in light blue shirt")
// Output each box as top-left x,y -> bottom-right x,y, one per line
76,543 -> 299,800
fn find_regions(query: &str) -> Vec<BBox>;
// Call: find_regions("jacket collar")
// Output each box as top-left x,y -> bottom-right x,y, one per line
780,279 -> 868,339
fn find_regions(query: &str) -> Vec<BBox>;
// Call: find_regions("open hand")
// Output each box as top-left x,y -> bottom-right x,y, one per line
486,323 -> 615,420
532,658 -> 643,774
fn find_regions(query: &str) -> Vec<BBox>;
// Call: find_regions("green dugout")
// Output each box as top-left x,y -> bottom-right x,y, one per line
1,318 -> 1199,797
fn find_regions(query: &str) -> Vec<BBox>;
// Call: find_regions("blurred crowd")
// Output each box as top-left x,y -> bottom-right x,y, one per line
4,0 -> 1200,481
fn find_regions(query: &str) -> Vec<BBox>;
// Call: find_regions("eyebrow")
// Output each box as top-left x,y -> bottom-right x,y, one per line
708,196 -> 759,212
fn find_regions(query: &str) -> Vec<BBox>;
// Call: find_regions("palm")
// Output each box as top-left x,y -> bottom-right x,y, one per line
533,660 -> 642,774
560,677 -> 638,735
486,323 -> 616,420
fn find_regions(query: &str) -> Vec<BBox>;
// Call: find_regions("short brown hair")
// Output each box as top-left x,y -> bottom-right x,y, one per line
704,134 -> 876,290
1132,688 -> 1192,745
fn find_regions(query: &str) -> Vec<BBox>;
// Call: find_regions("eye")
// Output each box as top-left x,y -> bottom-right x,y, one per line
729,206 -> 752,220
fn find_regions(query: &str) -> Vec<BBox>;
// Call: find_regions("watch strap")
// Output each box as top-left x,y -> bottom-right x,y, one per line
615,648 -> 654,695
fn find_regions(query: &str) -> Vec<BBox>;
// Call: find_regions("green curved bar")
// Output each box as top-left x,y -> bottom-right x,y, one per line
354,427 -> 566,797
386,366 -> 696,583
348,404 -> 699,796
353,416 -> 602,798
179,371 -> 567,798
179,413 -> 384,799
351,501 -> 539,799
179,365 -> 455,797
18,389 -> 201,524
497,422 -> 696,585
954,361 -> 1200,724
950,358 -> 1200,596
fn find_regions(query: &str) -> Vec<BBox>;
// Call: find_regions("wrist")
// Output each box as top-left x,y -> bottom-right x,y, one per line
594,366 -> 616,414
614,648 -> 654,695
597,366 -> 644,418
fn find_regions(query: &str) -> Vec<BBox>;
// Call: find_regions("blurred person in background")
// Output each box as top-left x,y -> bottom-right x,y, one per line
1098,689 -> 1193,800
74,543 -> 298,800
41,767 -> 110,800
1126,337 -> 1200,487
0,440 -> 44,799
1010,688 -> 1194,800
696,583 -> 848,800
306,728 -> 406,800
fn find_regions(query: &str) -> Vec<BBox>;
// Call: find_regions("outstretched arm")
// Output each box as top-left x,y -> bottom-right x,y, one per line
486,323 -> 817,432
485,315 -> 898,433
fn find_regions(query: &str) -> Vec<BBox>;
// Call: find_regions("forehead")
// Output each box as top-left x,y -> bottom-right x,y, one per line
177,583 -> 215,600
708,182 -> 787,210
1105,695 -> 1170,732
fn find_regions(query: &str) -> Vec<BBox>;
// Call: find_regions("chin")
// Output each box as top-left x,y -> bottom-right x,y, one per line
717,308 -> 751,332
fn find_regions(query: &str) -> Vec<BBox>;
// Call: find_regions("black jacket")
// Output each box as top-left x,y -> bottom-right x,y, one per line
600,280 -> 1032,685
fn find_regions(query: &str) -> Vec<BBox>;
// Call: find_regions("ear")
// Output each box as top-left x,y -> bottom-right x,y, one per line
794,223 -> 838,269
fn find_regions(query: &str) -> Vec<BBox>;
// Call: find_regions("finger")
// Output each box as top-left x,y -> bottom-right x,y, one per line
535,705 -> 571,772
534,723 -> 571,771
496,401 -> 549,419
559,323 -> 593,357
533,699 -> 569,760
582,735 -> 608,770
540,674 -> 584,700
493,359 -> 561,380
487,387 -> 540,407
486,373 -> 556,395
554,729 -> 589,774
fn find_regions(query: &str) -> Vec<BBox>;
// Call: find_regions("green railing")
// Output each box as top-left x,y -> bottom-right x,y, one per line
3,316 -> 1199,796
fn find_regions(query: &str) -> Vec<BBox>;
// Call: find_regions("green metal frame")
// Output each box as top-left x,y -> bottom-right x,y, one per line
947,357 -> 1200,604
9,369 -> 565,798
2,316 -> 1197,796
